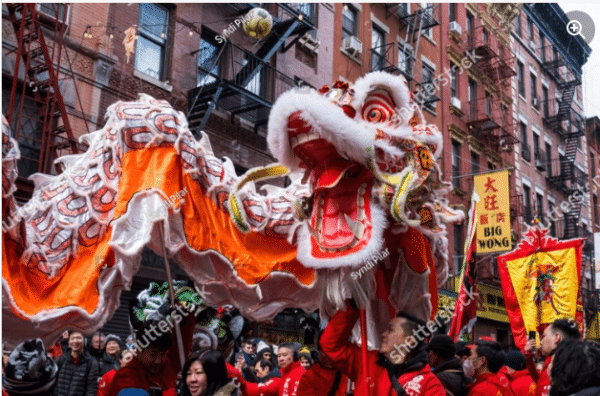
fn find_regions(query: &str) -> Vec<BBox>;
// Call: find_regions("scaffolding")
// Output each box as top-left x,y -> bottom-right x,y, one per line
187,3 -> 315,136
5,3 -> 87,199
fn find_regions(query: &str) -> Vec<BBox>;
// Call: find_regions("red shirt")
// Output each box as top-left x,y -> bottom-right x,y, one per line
510,370 -> 536,396
280,361 -> 306,396
296,363 -> 350,396
468,373 -> 514,396
526,355 -> 551,396
243,377 -> 283,396
320,306 -> 446,396
98,369 -> 117,396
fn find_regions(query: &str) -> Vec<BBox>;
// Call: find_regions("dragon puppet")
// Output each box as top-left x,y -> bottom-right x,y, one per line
2,71 -> 464,349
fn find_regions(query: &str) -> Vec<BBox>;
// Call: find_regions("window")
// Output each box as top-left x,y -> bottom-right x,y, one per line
135,3 -> 170,80
452,140 -> 460,189
520,122 -> 527,143
398,45 -> 412,75
296,3 -> 315,22
421,63 -> 436,109
533,133 -> 540,159
592,152 -> 596,178
528,17 -> 534,42
488,161 -> 495,171
518,61 -> 525,97
342,4 -> 358,39
454,224 -> 464,274
243,56 -> 263,97
545,142 -> 552,169
466,12 -> 474,47
37,3 -> 69,24
197,30 -> 221,86
422,4 -> 433,39
514,14 -> 521,37
594,195 -> 599,225
540,33 -> 546,61
471,151 -> 480,175
548,201 -> 556,236
542,86 -> 549,117
468,78 -> 477,118
531,73 -> 538,106
523,185 -> 532,222
371,25 -> 386,71
450,64 -> 458,99
536,193 -> 544,223
482,28 -> 489,45
485,91 -> 491,116
449,3 -> 456,23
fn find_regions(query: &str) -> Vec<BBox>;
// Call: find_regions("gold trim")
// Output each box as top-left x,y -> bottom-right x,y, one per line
449,123 -> 468,144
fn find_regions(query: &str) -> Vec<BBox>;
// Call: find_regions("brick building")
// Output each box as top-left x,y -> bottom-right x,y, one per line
586,116 -> 600,340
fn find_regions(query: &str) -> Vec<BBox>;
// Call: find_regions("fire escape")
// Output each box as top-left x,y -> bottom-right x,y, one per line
541,43 -> 588,241
375,4 -> 440,107
5,4 -> 85,200
466,26 -> 518,151
187,4 -> 315,136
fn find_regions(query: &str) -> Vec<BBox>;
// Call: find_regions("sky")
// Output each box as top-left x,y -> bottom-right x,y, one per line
559,3 -> 600,118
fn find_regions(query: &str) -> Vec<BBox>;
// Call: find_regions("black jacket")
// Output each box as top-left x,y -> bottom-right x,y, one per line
99,352 -> 120,377
432,357 -> 469,396
573,388 -> 600,396
54,351 -> 99,396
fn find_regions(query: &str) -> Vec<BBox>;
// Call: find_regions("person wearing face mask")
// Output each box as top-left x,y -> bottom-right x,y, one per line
465,340 -> 513,396
523,319 -> 581,396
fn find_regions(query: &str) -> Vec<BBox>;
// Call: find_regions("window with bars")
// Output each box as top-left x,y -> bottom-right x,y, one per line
342,5 -> 358,39
37,3 -> 69,24
135,3 -> 170,81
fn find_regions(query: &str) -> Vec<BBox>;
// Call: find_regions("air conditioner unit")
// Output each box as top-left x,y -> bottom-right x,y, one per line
532,97 -> 539,108
342,36 -> 362,56
299,33 -> 320,54
535,158 -> 546,171
449,21 -> 462,35
451,97 -> 461,110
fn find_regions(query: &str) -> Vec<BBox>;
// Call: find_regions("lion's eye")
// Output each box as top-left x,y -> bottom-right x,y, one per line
368,109 -> 383,122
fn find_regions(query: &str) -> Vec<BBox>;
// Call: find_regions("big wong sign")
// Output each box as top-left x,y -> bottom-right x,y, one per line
474,170 -> 511,254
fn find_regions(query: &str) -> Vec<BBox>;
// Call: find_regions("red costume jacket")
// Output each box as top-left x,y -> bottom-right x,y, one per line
243,376 -> 283,396
296,363 -> 349,396
280,361 -> 306,396
320,305 -> 445,396
468,373 -> 514,396
97,369 -> 117,396
525,355 -> 550,396
510,370 -> 536,396
107,314 -> 195,396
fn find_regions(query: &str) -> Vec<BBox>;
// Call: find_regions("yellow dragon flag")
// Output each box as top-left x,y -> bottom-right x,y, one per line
497,227 -> 585,349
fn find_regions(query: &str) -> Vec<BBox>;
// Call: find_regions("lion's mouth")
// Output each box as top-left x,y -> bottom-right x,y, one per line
288,112 -> 374,258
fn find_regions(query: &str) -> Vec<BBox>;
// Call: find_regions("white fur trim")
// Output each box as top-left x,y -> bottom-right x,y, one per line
353,71 -> 412,123
267,90 -> 377,169
295,202 -> 388,269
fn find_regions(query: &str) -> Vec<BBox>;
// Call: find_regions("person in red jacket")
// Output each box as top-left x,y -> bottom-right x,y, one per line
320,302 -> 445,396
277,343 -> 306,396
466,340 -> 513,396
297,350 -> 350,396
98,349 -> 135,396
108,312 -> 195,396
523,319 -> 580,396
498,351 -> 535,396
242,359 -> 282,396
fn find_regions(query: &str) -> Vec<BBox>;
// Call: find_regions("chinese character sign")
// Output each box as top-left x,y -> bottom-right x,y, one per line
474,170 -> 511,254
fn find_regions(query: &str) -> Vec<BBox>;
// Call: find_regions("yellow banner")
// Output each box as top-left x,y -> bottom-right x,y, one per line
506,248 -> 579,332
476,284 -> 509,323
474,170 -> 511,254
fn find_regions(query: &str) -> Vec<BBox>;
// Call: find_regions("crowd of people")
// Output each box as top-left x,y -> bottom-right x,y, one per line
2,306 -> 600,396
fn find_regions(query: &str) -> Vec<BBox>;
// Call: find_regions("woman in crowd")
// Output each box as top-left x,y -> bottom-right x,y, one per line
179,350 -> 238,396
100,335 -> 123,376
298,352 -> 313,371
549,339 -> 600,396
